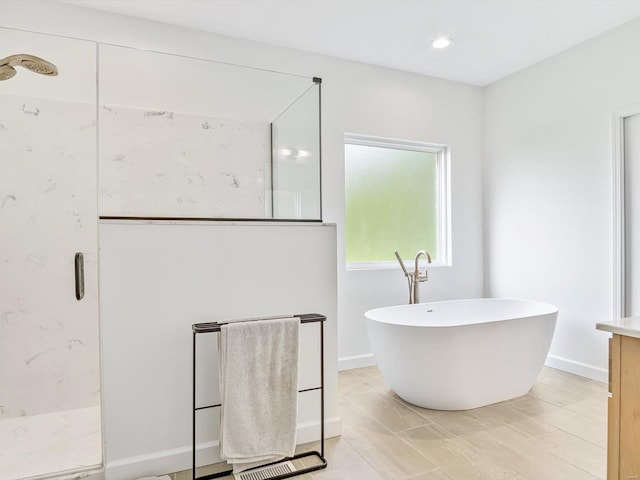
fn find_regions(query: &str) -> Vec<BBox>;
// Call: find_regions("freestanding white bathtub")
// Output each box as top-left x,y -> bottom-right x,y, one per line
365,298 -> 558,410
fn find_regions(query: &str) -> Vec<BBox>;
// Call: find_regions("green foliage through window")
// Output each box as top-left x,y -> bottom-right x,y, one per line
345,142 -> 440,264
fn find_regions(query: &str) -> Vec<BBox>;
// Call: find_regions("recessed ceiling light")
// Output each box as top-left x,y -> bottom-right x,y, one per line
431,37 -> 452,49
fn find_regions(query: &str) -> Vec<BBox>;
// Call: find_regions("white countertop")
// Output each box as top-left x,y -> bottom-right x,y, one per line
596,317 -> 640,339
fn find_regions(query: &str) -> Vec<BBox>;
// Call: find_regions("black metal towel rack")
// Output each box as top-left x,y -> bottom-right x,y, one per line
192,313 -> 327,480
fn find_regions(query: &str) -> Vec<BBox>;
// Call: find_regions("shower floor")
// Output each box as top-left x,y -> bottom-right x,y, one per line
0,406 -> 101,480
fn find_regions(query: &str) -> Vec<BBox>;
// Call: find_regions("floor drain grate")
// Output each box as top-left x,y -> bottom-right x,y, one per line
234,461 -> 296,480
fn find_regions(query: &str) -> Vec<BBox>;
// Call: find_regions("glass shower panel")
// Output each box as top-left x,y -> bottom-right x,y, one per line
98,44 -> 321,220
0,28 -> 101,479
271,83 -> 321,219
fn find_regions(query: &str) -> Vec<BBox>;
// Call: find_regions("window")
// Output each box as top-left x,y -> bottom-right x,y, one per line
344,134 -> 450,269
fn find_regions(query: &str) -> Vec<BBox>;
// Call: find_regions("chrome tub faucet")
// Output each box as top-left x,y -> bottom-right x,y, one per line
395,250 -> 432,304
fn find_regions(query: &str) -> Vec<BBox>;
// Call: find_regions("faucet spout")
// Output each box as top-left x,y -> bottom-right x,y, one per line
395,250 -> 432,304
412,250 -> 432,304
414,250 -> 432,276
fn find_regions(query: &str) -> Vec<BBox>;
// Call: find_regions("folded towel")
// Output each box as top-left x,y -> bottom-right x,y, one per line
218,317 -> 300,474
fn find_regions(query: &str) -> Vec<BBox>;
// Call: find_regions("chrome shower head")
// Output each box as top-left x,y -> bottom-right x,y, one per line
0,54 -> 58,80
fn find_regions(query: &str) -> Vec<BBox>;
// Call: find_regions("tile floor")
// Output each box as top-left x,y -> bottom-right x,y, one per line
171,365 -> 608,480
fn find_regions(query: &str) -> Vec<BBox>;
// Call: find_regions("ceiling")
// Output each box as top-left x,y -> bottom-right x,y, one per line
62,0 -> 640,86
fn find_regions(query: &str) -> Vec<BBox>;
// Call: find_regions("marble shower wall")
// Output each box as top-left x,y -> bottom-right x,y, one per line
0,94 -> 100,419
99,104 -> 271,218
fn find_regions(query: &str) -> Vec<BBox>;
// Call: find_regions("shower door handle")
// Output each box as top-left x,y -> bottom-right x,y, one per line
74,252 -> 84,301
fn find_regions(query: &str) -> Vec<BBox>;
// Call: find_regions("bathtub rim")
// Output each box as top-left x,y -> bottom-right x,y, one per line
364,297 -> 559,328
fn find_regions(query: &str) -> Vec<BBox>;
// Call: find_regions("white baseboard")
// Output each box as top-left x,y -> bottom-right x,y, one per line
44,466 -> 104,480
338,353 -> 376,371
105,417 -> 342,480
545,354 -> 608,383
296,416 -> 342,444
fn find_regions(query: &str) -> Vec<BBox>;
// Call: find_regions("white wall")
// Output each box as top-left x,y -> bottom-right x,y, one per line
484,17 -> 640,382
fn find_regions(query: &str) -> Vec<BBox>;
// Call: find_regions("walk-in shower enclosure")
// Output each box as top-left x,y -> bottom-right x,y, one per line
0,27 -> 321,480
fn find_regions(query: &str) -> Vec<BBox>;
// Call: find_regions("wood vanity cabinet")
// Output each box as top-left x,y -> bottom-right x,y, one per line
608,334 -> 640,480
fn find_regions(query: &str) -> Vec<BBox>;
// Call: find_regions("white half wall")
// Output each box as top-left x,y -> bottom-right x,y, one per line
99,222 -> 338,480
484,16 -> 640,381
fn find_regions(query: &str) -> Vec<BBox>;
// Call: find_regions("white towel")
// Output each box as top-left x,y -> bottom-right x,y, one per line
218,317 -> 300,474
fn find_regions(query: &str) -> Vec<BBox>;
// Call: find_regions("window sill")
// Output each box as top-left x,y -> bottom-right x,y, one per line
346,260 -> 448,272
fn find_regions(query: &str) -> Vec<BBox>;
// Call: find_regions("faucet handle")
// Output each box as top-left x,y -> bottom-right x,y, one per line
413,250 -> 431,282
394,251 -> 411,277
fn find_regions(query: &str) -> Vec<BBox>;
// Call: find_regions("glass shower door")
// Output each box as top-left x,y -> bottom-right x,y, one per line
0,28 -> 101,479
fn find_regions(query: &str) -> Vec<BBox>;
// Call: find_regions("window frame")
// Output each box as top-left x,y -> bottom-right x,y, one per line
344,133 -> 451,271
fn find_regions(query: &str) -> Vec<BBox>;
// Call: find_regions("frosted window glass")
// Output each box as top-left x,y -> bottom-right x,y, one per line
345,144 -> 438,263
